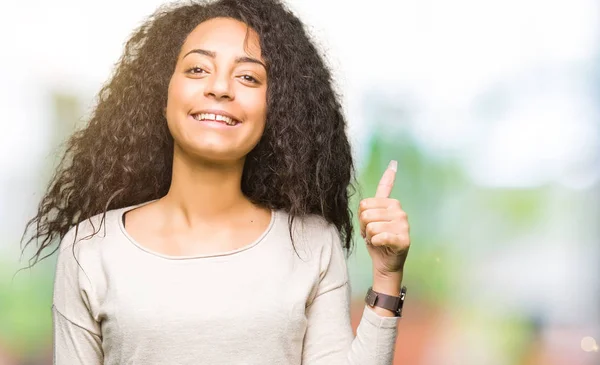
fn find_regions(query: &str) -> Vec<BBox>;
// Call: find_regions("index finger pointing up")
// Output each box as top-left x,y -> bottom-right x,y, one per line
375,160 -> 397,198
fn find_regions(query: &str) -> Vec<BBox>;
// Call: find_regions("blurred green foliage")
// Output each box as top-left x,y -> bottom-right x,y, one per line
0,256 -> 55,358
348,129 -> 466,304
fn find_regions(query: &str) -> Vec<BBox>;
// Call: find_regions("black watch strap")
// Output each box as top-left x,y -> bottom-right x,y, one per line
365,286 -> 407,317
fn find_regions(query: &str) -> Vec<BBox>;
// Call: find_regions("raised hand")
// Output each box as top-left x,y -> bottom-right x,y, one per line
358,160 -> 411,277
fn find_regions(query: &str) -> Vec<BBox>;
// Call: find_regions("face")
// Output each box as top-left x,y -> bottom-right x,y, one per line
166,17 -> 268,163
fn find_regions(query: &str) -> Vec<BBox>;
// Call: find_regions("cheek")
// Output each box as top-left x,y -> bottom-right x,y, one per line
166,75 -> 197,116
167,77 -> 183,108
165,78 -> 192,140
165,79 -> 179,120
245,90 -> 268,125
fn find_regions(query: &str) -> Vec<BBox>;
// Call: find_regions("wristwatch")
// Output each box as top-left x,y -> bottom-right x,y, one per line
365,286 -> 407,317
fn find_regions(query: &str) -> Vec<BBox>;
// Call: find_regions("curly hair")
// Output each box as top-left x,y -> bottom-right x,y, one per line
20,0 -> 357,267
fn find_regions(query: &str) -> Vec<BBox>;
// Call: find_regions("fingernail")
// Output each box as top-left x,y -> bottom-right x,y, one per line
388,160 -> 398,172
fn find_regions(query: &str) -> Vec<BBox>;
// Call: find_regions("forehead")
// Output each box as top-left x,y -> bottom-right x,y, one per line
180,17 -> 262,60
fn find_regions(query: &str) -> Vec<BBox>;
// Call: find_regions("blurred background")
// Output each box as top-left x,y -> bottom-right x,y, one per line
1,0 -> 599,364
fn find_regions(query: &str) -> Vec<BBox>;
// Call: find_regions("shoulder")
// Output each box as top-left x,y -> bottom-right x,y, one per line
278,211 -> 345,260
54,203 -> 136,298
56,202 -> 138,266
283,213 -> 350,304
59,207 -> 123,250
53,207 -> 130,329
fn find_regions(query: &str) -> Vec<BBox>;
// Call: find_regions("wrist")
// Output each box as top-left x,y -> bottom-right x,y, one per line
372,271 -> 403,297
365,283 -> 408,318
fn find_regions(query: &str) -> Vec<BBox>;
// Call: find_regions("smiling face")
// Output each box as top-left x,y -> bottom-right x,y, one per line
166,17 -> 268,163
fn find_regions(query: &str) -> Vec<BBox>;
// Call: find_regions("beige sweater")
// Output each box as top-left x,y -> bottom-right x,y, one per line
52,201 -> 400,364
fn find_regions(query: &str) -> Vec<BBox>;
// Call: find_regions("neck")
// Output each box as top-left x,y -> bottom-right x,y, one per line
162,145 -> 252,226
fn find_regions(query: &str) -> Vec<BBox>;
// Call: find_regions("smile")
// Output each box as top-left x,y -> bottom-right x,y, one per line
191,112 -> 240,126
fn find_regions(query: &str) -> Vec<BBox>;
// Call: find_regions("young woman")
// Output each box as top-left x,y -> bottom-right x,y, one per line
22,0 -> 411,363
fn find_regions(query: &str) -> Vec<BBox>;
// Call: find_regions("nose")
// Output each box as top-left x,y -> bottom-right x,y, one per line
204,71 -> 234,101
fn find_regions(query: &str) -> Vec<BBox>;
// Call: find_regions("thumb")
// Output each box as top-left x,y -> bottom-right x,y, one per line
375,160 -> 397,198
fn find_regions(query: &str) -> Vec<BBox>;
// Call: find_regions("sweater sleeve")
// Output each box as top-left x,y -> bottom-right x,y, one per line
52,226 -> 104,364
301,226 -> 400,365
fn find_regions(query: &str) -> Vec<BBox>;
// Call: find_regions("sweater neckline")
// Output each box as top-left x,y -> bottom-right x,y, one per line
117,200 -> 277,260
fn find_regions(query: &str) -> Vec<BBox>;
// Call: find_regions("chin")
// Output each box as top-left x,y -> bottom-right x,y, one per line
176,141 -> 250,164
170,122 -> 262,163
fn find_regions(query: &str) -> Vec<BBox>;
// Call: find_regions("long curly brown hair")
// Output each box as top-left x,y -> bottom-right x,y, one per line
20,0 -> 357,267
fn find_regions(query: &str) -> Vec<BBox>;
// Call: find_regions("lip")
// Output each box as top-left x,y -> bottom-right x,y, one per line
190,109 -> 242,124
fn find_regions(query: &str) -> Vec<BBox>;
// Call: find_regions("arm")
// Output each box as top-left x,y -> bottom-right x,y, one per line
53,306 -> 103,364
301,226 -> 400,365
52,227 -> 104,364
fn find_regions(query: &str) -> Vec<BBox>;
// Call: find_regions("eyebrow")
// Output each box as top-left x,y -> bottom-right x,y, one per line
183,48 -> 267,70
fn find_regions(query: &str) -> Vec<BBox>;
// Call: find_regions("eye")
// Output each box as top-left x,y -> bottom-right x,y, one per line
240,75 -> 259,84
185,66 -> 207,75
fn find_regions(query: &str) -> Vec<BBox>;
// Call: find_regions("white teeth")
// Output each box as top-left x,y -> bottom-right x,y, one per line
193,113 -> 238,126
215,114 -> 230,123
